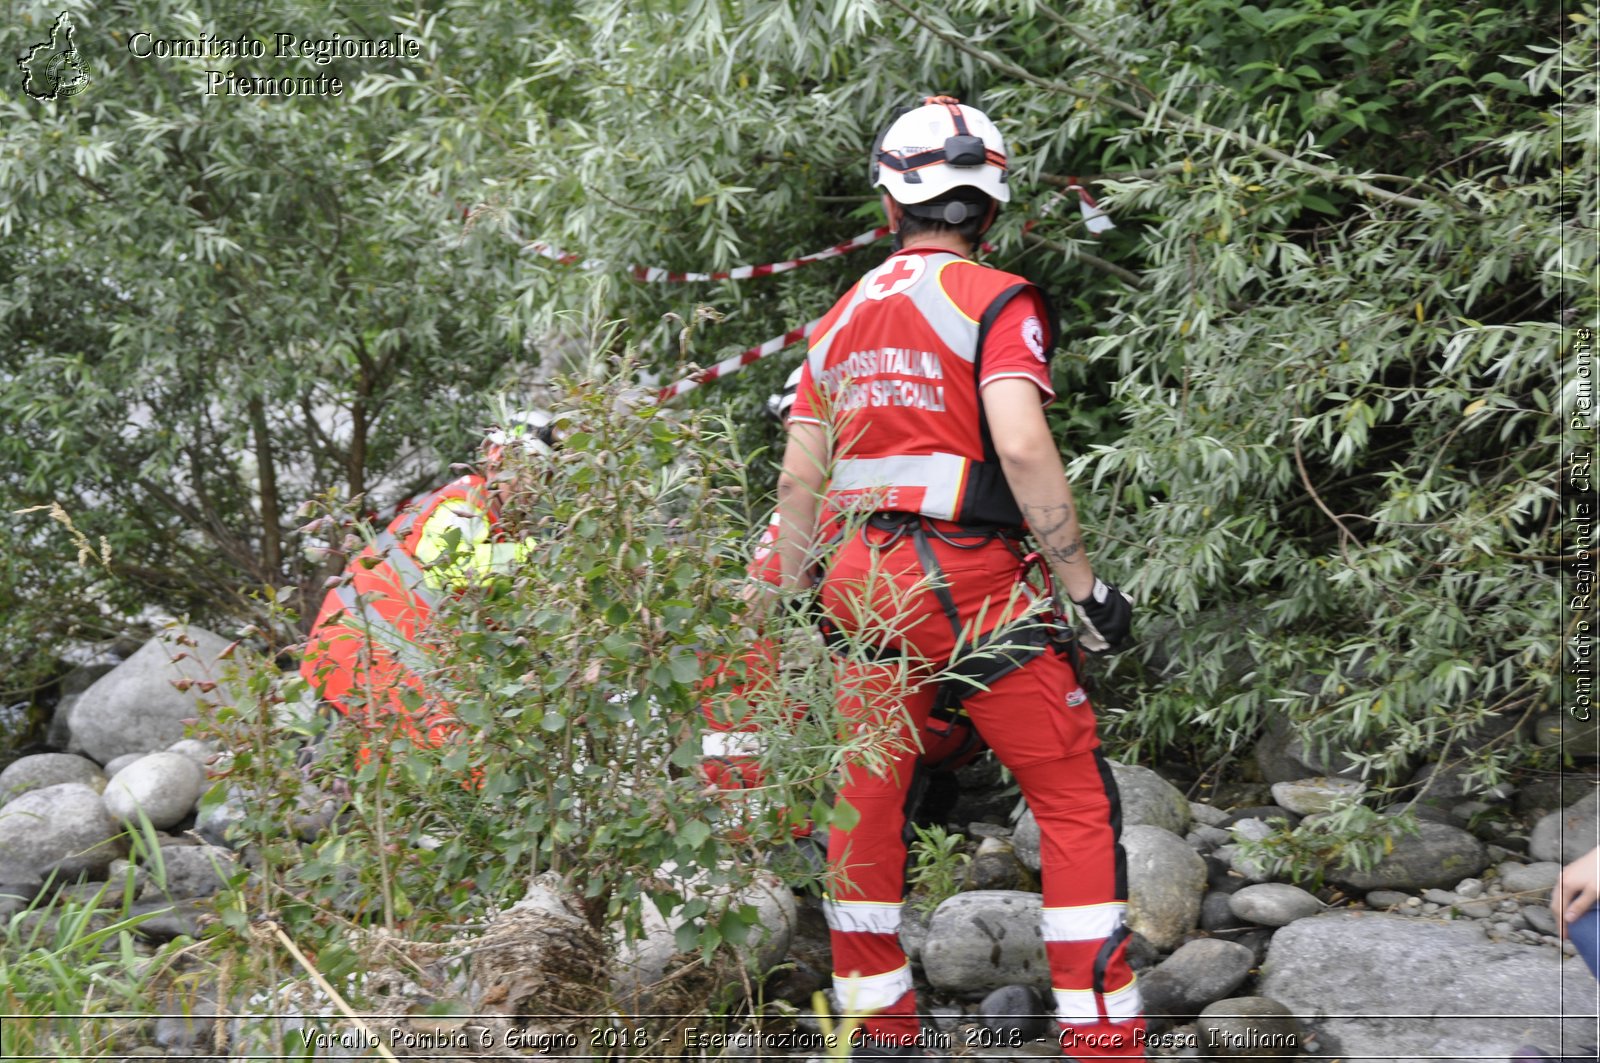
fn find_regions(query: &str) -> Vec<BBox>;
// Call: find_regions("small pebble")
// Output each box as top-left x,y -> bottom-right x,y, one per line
1456,878 -> 1485,899
1523,906 -> 1559,936
1422,902 -> 1441,915
1365,890 -> 1410,909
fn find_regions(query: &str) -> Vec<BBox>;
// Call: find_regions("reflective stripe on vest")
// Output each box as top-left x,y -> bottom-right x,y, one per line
807,253 -> 1043,527
368,528 -> 435,597
329,583 -> 439,679
829,452 -> 968,521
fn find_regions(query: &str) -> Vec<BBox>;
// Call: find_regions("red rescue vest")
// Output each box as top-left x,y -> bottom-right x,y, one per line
804,250 -> 1056,528
300,475 -> 494,745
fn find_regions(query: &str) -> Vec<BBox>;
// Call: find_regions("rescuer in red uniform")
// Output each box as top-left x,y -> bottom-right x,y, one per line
300,411 -> 550,747
776,97 -> 1143,1059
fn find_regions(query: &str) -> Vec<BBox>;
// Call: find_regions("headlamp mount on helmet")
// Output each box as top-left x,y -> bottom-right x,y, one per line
871,95 -> 1011,211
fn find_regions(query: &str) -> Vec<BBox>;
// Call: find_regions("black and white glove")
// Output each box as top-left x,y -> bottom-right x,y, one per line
1070,578 -> 1134,653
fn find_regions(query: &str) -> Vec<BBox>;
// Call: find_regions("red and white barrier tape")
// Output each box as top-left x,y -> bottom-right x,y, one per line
525,227 -> 892,282
656,320 -> 819,404
1022,181 -> 1114,237
513,185 -> 1105,405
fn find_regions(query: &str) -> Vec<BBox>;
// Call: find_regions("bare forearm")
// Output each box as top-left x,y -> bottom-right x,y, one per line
1000,449 -> 1097,602
776,422 -> 829,591
775,474 -> 818,590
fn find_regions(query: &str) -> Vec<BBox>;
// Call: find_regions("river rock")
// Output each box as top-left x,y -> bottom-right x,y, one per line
1219,806 -> 1300,830
1258,911 -> 1597,1061
105,753 -> 145,777
977,984 -> 1049,1041
1228,883 -> 1322,927
1516,775 -> 1599,818
1124,825 -> 1206,952
1108,761 -> 1192,834
143,843 -> 237,900
67,627 -> 237,765
0,753 -> 105,800
0,782 -> 126,884
1529,790 -> 1600,864
1138,938 -> 1256,1020
1270,777 -> 1364,815
1201,890 -> 1248,933
612,864 -> 795,1011
964,836 -> 1027,891
1364,889 -> 1409,910
922,891 -> 1049,994
1330,819 -> 1488,891
1497,861 -> 1562,899
1253,717 -> 1317,785
1190,802 -> 1229,827
1522,904 -> 1558,936
45,661 -> 118,750
1528,710 -> 1600,758
899,905 -> 930,964
1196,997 -> 1301,1058
194,785 -> 249,848
165,739 -> 219,770
130,898 -> 206,942
104,752 -> 205,830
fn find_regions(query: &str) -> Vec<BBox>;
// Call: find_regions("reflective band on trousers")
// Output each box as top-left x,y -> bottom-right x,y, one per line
701,731 -> 764,758
833,963 -> 914,1012
1053,977 -> 1142,1025
829,452 -> 968,521
1040,903 -> 1126,942
822,898 -> 904,935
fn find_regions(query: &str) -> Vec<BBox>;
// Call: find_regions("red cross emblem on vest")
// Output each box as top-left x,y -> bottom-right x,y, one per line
865,255 -> 925,301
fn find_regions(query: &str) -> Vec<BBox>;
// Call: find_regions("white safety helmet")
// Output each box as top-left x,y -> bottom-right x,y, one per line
765,364 -> 804,422
484,407 -> 557,463
871,95 -> 1010,212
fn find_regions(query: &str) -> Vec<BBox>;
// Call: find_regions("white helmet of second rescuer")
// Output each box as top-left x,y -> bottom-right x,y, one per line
872,95 -> 1010,207
484,408 -> 557,463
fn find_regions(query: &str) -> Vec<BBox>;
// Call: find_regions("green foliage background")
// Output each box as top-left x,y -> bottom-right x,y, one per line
3,0 -> 1594,783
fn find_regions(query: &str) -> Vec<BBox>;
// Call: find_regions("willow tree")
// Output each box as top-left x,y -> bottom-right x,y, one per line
4,0 -> 1591,788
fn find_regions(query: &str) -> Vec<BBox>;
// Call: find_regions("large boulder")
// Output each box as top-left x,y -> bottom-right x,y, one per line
928,890 -> 1062,998
103,753 -> 206,830
1259,911 -> 1597,1062
1124,825 -> 1206,952
68,627 -> 237,765
0,753 -> 105,801
1330,818 -> 1488,891
1529,790 -> 1600,864
0,782 -> 126,884
1137,938 -> 1256,1019
922,891 -> 1049,995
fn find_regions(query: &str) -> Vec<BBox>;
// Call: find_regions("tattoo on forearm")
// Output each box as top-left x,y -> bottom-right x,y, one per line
1052,538 -> 1083,563
1022,502 -> 1086,565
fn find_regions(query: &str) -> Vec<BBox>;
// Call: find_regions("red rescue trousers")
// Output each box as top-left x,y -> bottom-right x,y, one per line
818,520 -> 1145,1059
